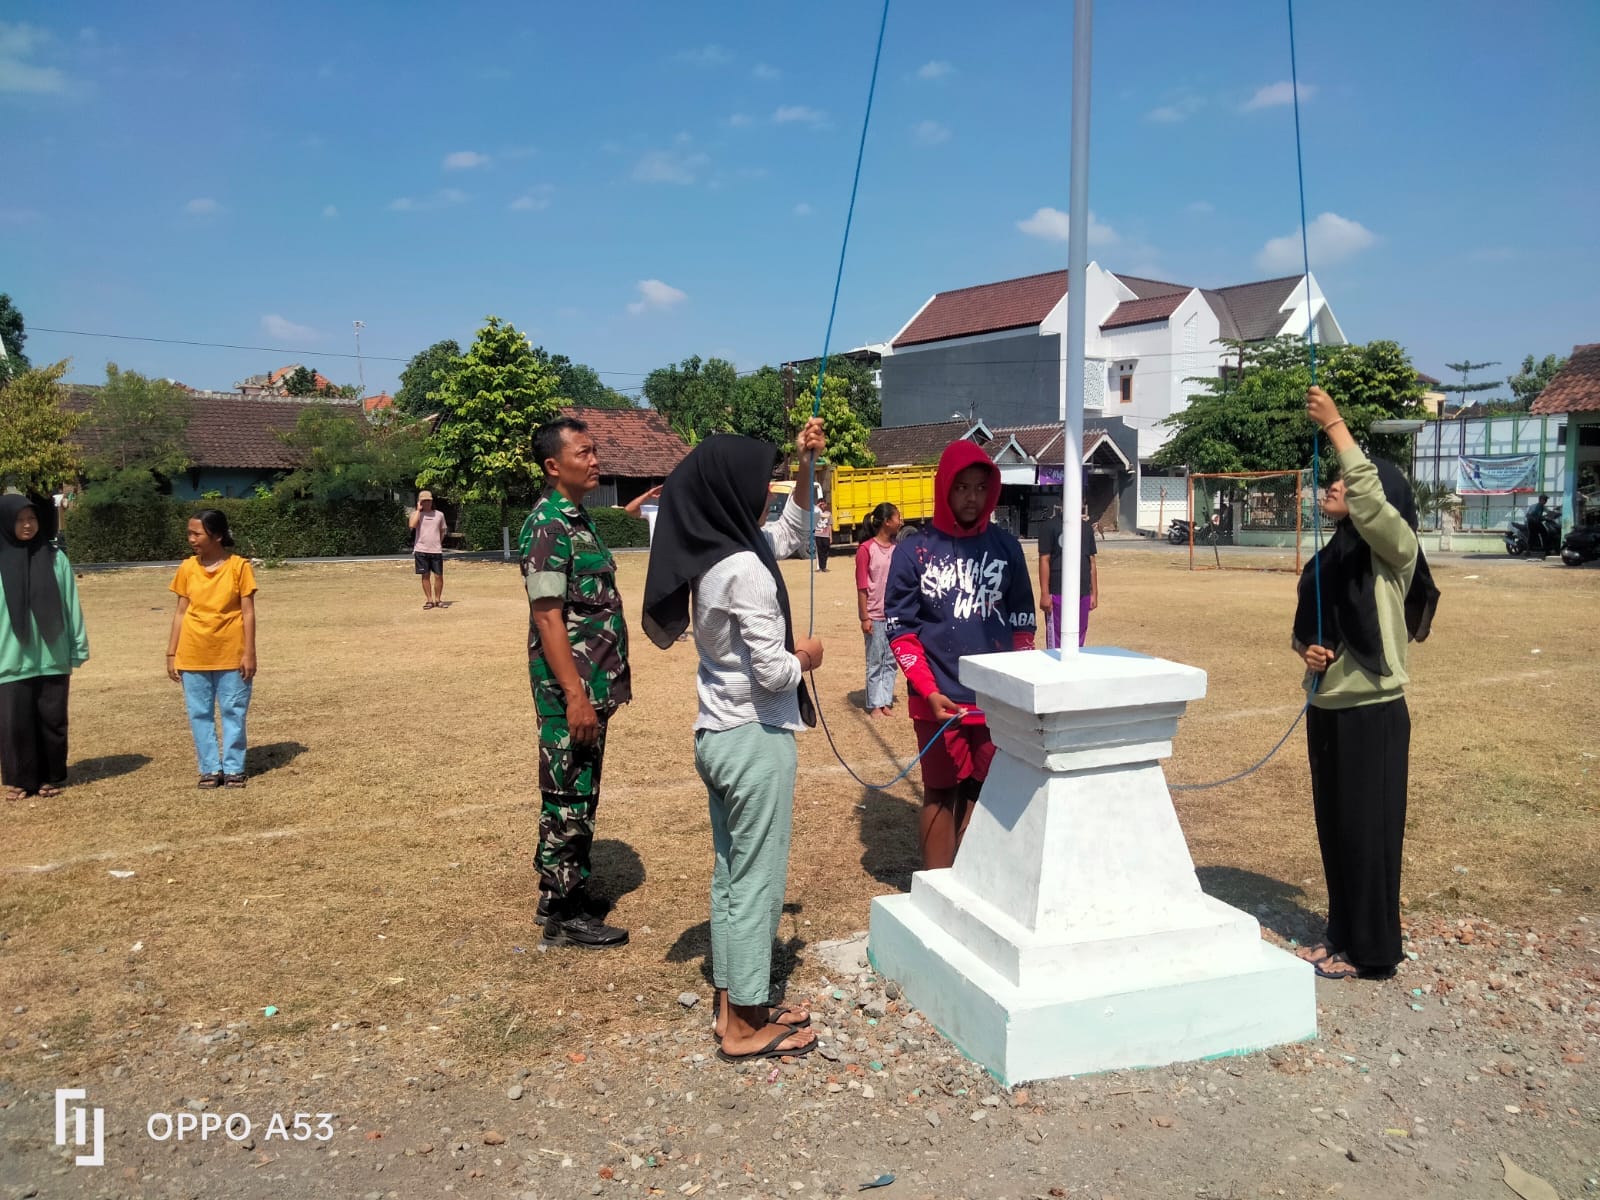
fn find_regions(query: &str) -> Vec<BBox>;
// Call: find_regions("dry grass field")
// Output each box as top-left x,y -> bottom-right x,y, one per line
2,545 -> 1596,1081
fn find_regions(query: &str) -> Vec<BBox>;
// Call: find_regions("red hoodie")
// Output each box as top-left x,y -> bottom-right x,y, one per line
883,441 -> 1037,724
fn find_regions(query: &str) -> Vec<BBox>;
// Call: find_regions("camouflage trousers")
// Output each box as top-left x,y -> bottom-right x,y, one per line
536,712 -> 610,899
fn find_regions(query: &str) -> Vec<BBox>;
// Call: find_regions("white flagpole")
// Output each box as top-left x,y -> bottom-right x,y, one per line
1059,0 -> 1093,655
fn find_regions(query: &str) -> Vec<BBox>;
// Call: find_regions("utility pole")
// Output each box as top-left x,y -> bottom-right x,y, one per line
353,320 -> 367,394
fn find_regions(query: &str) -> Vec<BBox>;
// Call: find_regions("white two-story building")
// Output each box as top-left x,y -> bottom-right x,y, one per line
879,263 -> 1348,463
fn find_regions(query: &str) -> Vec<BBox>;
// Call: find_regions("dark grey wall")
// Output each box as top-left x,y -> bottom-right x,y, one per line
1085,417 -> 1139,531
881,333 -> 1062,428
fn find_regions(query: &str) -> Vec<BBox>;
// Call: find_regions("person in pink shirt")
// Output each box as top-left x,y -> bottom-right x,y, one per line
409,491 -> 450,610
854,502 -> 903,717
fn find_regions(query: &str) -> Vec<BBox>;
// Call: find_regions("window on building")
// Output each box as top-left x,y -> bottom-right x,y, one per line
1120,374 -> 1133,404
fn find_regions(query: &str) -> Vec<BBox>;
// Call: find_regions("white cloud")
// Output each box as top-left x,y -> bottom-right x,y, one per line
773,104 -> 826,127
387,188 -> 467,213
751,62 -> 781,81
183,197 -> 222,216
1015,206 -> 1118,247
322,204 -> 339,219
1256,211 -> 1376,271
1146,95 -> 1204,123
912,119 -> 951,146
793,202 -> 813,217
675,44 -> 731,66
633,147 -> 710,185
509,184 -> 554,212
0,22 -> 67,94
261,314 -> 319,342
1243,80 -> 1314,111
627,279 -> 688,315
917,60 -> 953,81
725,112 -> 754,128
442,150 -> 491,170
1186,200 -> 1214,215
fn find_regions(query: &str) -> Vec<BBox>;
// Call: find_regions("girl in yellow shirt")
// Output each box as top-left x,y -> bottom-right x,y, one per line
166,510 -> 257,788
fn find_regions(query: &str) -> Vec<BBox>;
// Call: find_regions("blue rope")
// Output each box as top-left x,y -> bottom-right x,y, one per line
806,0 -> 890,637
1169,0 -> 1323,794
809,670 -> 960,790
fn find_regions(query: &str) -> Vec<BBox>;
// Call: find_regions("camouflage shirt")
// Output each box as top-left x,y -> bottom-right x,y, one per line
518,491 -> 632,718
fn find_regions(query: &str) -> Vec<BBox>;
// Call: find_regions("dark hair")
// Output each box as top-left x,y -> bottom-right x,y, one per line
534,418 -> 589,471
866,502 -> 899,536
1538,493 -> 1549,502
192,508 -> 235,548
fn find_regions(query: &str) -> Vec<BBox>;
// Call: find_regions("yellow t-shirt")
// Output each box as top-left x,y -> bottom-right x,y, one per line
170,555 -> 258,671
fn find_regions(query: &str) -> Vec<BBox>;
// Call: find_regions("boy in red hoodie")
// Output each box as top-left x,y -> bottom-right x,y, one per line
884,441 -> 1037,870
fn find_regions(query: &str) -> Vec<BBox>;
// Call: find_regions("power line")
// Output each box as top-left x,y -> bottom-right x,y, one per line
27,325 -> 653,378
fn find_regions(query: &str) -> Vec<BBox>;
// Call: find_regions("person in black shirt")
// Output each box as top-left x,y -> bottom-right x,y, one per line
1037,509 -> 1098,649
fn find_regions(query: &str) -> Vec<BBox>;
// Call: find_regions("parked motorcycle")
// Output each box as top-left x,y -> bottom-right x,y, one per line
1167,518 -> 1191,545
1561,525 -> 1600,567
1504,506 -> 1562,557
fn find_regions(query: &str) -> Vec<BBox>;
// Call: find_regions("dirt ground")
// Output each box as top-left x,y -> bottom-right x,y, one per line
1,545 -> 1596,1199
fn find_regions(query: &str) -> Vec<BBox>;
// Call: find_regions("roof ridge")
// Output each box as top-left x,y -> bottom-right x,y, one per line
1211,274 -> 1304,292
931,268 -> 1069,298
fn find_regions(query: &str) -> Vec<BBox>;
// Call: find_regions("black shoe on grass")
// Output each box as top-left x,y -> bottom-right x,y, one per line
541,911 -> 629,949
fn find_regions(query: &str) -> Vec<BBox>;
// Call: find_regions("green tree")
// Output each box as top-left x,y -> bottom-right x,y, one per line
418,315 -> 561,551
282,365 -> 322,396
0,294 -> 29,384
643,355 -> 739,441
1153,337 -> 1428,474
532,347 -> 637,409
0,361 -> 80,492
789,374 -> 874,467
1507,353 -> 1568,409
730,365 -> 788,444
81,363 -> 193,503
787,355 -> 881,427
394,339 -> 463,416
275,404 -> 428,501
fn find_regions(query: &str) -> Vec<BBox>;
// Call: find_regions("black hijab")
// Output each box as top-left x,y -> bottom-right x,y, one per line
0,493 -> 65,646
641,435 -> 815,727
1293,457 -> 1440,677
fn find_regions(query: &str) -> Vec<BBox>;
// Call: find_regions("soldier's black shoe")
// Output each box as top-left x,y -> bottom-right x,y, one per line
535,889 -> 612,924
541,911 -> 629,949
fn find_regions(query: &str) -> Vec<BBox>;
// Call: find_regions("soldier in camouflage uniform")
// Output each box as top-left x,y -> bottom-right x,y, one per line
520,417 -> 634,948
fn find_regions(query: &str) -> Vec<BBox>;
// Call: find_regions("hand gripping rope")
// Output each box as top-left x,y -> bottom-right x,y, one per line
1176,0 -> 1322,791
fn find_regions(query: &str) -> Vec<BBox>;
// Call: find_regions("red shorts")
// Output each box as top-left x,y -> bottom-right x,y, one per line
913,720 -> 994,791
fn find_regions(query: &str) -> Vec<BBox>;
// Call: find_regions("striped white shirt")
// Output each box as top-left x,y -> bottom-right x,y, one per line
691,497 -> 811,733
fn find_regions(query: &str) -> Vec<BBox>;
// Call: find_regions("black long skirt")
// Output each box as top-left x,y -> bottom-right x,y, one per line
0,674 -> 71,795
1306,697 -> 1410,976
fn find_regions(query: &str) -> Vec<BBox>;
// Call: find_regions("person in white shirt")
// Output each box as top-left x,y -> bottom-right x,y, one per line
641,418 -> 827,1064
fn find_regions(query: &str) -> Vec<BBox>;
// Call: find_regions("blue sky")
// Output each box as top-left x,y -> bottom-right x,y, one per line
4,1 -> 1597,402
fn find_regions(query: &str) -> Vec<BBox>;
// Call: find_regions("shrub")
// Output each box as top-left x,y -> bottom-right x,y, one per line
592,506 -> 648,549
456,502 -> 507,552
63,497 -> 407,563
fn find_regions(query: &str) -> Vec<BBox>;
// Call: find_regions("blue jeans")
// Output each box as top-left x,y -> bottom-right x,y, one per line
181,670 -> 252,776
864,619 -> 897,709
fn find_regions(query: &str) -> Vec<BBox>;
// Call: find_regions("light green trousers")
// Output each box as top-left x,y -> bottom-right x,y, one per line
694,723 -> 798,1006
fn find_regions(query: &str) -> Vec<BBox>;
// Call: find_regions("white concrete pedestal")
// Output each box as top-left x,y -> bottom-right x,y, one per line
869,647 -> 1315,1085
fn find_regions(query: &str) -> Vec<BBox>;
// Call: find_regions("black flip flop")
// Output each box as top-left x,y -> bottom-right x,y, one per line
711,997 -> 811,1034
715,1026 -> 816,1064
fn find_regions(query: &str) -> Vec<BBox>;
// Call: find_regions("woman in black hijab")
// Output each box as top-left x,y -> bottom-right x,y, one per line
0,494 -> 90,800
1293,387 -> 1439,980
643,419 -> 825,1063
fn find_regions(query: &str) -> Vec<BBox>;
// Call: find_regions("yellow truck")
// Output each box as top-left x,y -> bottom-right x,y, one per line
768,464 -> 939,545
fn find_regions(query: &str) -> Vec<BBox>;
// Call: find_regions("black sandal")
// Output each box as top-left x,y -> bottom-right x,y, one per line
197,773 -> 223,789
223,774 -> 248,789
715,1025 -> 817,1063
